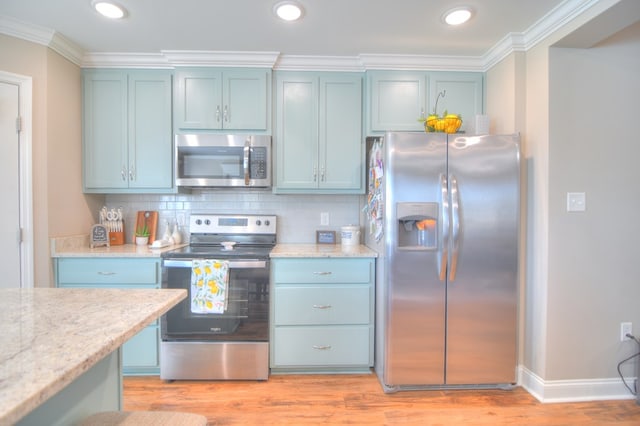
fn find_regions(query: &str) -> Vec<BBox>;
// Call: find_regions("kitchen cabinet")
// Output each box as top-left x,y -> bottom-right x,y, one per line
174,68 -> 270,131
83,69 -> 173,193
54,257 -> 162,375
366,70 -> 483,134
270,257 -> 374,373
274,72 -> 363,194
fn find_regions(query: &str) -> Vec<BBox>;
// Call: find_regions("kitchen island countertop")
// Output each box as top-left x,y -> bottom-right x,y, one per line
0,287 -> 186,425
270,243 -> 378,258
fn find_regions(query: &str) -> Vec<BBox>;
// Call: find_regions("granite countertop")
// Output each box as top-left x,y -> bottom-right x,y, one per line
270,243 -> 378,258
0,287 -> 186,425
50,234 -> 187,258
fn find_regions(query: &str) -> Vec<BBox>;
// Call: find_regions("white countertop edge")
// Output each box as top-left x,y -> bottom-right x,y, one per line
270,243 -> 378,258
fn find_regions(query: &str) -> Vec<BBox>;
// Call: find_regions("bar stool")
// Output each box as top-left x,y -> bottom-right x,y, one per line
79,410 -> 208,425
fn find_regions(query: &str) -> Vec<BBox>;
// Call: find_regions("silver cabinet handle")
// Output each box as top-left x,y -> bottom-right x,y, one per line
312,271 -> 332,275
129,165 -> 135,181
216,105 -> 221,122
312,345 -> 332,350
320,166 -> 325,182
224,105 -> 229,122
121,166 -> 127,181
98,271 -> 116,276
312,304 -> 332,309
439,173 -> 449,282
449,174 -> 461,282
313,166 -> 317,182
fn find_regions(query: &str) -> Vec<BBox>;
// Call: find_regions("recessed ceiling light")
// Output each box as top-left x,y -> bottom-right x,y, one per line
93,1 -> 127,19
274,1 -> 304,21
443,7 -> 473,26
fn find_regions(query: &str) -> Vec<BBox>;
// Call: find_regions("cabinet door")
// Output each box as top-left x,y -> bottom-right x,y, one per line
174,70 -> 222,130
275,73 -> 319,189
429,72 -> 483,134
83,71 -> 128,189
128,71 -> 173,189
319,75 -> 363,190
223,69 -> 269,130
369,71 -> 427,131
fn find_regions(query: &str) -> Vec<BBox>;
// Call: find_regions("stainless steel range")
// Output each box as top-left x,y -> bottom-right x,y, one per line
160,213 -> 276,380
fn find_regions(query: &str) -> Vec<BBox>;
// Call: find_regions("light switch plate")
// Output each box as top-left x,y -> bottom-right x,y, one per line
567,192 -> 586,212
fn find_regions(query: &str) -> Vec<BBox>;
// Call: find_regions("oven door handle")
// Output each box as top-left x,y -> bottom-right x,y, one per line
163,259 -> 267,269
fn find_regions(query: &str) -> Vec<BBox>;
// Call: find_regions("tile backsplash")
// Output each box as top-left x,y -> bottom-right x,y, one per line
105,190 -> 364,244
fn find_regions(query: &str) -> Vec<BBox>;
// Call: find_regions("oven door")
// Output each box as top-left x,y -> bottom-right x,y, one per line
161,258 -> 269,342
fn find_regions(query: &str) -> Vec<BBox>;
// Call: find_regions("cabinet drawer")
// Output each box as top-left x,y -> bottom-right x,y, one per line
274,286 -> 370,325
273,258 -> 372,284
57,258 -> 159,285
273,326 -> 371,366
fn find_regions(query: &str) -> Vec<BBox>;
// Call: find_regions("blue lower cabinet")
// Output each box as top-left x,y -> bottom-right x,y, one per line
270,257 -> 375,374
55,257 -> 162,375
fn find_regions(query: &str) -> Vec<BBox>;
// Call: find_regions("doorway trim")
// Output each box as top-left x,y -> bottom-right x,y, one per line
0,70 -> 34,288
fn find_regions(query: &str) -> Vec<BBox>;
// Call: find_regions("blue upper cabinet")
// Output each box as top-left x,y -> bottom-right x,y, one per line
368,71 -> 428,132
274,72 -> 363,194
174,68 -> 271,132
366,70 -> 483,134
83,69 -> 173,193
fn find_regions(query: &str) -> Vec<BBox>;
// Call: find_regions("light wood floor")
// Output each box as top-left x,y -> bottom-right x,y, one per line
123,374 -> 640,425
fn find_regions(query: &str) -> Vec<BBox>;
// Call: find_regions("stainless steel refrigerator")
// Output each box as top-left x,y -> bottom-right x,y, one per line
365,132 -> 520,392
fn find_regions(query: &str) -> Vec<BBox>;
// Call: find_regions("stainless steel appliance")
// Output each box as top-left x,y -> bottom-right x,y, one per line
175,134 -> 271,188
365,132 -> 520,392
160,213 -> 276,380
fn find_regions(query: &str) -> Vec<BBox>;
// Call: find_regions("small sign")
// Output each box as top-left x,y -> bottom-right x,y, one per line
90,224 -> 110,248
316,230 -> 336,245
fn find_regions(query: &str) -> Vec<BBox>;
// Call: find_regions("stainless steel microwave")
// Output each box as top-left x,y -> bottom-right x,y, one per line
175,134 -> 271,188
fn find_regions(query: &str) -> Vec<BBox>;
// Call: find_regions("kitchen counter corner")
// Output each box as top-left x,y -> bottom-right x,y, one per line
270,243 -> 378,258
50,234 -> 187,258
0,287 -> 186,425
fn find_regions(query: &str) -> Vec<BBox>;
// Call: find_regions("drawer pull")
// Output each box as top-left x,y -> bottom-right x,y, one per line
312,271 -> 332,275
312,345 -> 332,350
97,271 -> 117,276
312,304 -> 332,309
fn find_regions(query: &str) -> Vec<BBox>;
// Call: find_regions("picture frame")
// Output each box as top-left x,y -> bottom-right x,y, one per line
90,224 -> 110,248
316,230 -> 336,244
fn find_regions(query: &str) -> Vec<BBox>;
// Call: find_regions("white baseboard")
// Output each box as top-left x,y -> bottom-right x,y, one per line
518,365 -> 637,403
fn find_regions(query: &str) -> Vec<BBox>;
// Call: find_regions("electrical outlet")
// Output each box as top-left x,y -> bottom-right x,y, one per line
621,322 -> 632,341
320,212 -> 329,226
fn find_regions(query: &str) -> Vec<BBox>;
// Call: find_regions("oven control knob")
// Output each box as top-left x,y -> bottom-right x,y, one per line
195,219 -> 202,225
255,220 -> 262,226
264,220 -> 270,226
204,219 -> 211,225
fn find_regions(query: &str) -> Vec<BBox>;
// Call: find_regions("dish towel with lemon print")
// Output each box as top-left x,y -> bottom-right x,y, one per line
191,259 -> 230,314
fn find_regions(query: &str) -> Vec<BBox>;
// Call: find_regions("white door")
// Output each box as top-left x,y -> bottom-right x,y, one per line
0,80 -> 23,287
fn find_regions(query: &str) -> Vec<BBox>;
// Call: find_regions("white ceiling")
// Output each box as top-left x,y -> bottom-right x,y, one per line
1,0 -> 567,60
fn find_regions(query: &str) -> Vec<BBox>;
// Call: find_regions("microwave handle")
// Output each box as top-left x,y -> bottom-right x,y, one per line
243,138 -> 250,186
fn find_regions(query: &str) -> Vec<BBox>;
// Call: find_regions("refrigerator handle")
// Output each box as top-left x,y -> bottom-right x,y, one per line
449,174 -> 461,282
439,174 -> 449,281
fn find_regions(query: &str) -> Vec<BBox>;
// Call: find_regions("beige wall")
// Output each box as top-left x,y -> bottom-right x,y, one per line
486,0 -> 639,388
0,34 -> 101,287
546,21 -> 640,380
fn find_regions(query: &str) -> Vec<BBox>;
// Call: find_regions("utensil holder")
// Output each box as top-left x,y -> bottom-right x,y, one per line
109,231 -> 124,245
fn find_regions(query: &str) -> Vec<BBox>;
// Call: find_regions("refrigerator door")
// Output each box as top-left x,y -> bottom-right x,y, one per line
383,132 -> 448,387
445,134 -> 519,385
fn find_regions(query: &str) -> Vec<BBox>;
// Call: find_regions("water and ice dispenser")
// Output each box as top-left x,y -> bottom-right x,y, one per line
396,202 -> 438,250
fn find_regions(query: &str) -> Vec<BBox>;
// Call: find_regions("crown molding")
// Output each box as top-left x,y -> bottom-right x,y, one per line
273,55 -> 364,72
82,52 -> 171,69
161,50 -> 280,68
0,0 -> 609,71
359,54 -> 485,72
